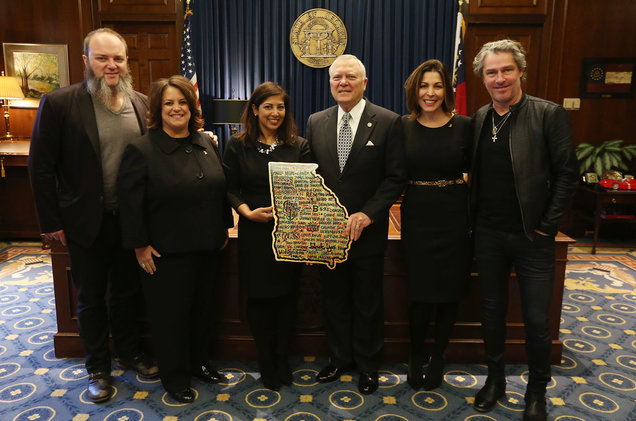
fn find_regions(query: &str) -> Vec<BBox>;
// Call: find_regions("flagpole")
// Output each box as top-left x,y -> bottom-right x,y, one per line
181,0 -> 201,112
452,1 -> 467,116
453,1 -> 463,72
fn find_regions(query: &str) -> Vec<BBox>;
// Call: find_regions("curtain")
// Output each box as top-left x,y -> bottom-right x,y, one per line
192,0 -> 458,149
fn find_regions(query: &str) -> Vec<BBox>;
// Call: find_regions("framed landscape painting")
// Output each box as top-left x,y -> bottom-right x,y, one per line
3,43 -> 69,108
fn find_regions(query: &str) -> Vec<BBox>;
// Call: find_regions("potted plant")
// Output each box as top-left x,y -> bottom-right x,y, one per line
575,139 -> 636,176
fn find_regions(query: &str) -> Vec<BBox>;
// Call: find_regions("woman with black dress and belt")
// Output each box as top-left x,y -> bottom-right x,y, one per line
117,75 -> 233,403
401,60 -> 472,390
223,82 -> 311,390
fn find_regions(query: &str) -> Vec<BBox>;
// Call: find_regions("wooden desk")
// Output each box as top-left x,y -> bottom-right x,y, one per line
574,184 -> 636,253
0,139 -> 40,239
49,206 -> 573,364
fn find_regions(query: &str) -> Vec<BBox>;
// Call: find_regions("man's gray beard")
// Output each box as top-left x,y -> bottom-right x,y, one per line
85,66 -> 134,105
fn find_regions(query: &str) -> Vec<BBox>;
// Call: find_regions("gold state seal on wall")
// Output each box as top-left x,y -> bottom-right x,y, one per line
290,8 -> 347,68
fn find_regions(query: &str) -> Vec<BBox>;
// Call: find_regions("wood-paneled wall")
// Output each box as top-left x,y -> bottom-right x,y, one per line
464,0 -> 636,146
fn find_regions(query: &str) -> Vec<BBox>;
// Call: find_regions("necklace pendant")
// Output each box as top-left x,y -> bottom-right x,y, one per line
492,134 -> 497,142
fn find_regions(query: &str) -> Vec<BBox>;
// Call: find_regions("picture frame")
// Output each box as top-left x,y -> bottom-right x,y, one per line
580,58 -> 635,99
2,43 -> 69,108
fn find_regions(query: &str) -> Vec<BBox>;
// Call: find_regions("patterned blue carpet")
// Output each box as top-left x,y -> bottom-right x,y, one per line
0,241 -> 635,421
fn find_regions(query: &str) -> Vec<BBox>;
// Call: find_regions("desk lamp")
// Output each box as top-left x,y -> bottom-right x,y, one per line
0,71 -> 25,140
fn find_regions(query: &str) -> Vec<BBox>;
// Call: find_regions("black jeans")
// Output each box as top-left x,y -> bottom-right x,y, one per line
474,225 -> 555,393
66,213 -> 143,373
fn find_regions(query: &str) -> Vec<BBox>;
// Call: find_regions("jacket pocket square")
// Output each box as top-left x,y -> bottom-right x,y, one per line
365,141 -> 375,146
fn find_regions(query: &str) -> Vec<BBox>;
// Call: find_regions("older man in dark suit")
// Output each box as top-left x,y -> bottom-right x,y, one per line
306,54 -> 406,395
29,28 -> 158,403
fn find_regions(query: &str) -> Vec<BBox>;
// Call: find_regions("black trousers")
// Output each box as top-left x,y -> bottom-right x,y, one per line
246,294 -> 297,366
319,253 -> 384,373
141,250 -> 219,393
474,225 -> 555,393
66,213 -> 142,373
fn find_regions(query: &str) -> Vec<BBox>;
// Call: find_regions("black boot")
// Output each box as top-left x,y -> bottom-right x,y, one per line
422,355 -> 444,390
524,390 -> 547,421
407,302 -> 432,390
474,376 -> 506,412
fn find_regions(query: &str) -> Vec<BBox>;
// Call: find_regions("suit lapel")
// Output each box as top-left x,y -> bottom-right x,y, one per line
131,92 -> 148,134
324,107 -> 340,175
342,101 -> 377,174
77,83 -> 101,162
471,105 -> 490,170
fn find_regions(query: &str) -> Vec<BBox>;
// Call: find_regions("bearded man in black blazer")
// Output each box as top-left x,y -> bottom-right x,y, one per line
306,54 -> 406,395
29,28 -> 157,403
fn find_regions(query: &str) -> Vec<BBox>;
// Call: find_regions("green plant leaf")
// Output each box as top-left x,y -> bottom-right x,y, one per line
576,147 -> 594,161
608,152 -> 622,169
605,139 -> 624,147
602,152 -> 612,171
583,155 -> 594,173
594,156 -> 604,176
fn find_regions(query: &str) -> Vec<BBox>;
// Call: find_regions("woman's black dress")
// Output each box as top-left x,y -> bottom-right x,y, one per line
400,115 -> 472,302
223,135 -> 312,298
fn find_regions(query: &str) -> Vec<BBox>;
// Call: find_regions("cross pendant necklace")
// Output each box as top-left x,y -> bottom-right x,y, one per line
491,111 -> 512,142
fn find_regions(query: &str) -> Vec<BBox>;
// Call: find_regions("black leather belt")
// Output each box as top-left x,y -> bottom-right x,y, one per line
408,178 -> 465,187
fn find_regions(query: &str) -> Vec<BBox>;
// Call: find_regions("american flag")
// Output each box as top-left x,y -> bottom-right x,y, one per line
453,11 -> 467,116
181,0 -> 200,110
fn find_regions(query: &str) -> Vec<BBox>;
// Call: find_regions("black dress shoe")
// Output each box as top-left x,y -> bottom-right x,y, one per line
87,371 -> 113,403
316,364 -> 353,383
193,362 -> 226,384
406,358 -> 424,390
168,387 -> 195,404
422,356 -> 444,391
116,353 -> 159,379
474,379 -> 506,412
358,372 -> 379,395
523,392 -> 547,421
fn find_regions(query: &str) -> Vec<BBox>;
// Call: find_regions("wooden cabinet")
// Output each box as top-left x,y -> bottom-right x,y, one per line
469,0 -> 548,15
97,0 -> 177,14
0,140 -> 40,239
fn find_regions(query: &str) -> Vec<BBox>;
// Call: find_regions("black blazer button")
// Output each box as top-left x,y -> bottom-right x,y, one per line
185,146 -> 193,153
197,171 -> 204,179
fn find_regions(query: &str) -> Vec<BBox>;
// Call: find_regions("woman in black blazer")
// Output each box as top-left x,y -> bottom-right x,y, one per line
117,75 -> 233,403
223,82 -> 311,390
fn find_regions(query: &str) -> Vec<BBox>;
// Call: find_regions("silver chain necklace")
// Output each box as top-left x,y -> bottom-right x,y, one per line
491,111 -> 512,142
257,136 -> 279,154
